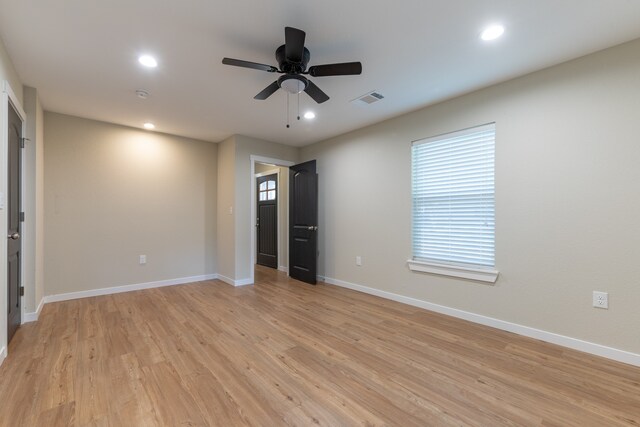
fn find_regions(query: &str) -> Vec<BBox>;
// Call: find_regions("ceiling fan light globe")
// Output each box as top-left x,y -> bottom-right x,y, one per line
280,77 -> 306,94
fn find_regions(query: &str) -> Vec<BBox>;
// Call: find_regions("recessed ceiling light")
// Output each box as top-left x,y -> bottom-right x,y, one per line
303,111 -> 316,120
481,25 -> 505,41
143,122 -> 155,130
138,55 -> 158,68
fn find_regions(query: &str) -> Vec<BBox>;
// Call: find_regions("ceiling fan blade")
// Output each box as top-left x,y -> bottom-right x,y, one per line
254,81 -> 280,100
308,62 -> 362,77
304,80 -> 329,104
284,27 -> 306,63
222,58 -> 278,72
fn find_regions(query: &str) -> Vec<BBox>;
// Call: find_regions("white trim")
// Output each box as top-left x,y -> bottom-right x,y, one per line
234,278 -> 253,286
217,274 -> 253,287
3,81 -> 26,120
322,275 -> 640,367
23,297 -> 44,323
407,259 -> 499,283
0,346 -> 6,367
250,155 -> 295,168
250,155 -> 295,284
255,168 -> 280,178
278,265 -> 288,273
44,274 -> 219,303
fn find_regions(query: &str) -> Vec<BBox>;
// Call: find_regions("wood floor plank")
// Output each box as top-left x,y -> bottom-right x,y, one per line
141,361 -> 210,426
0,265 -> 639,426
33,402 -> 76,427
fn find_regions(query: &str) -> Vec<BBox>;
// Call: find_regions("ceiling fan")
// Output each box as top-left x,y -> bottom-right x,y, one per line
222,27 -> 362,104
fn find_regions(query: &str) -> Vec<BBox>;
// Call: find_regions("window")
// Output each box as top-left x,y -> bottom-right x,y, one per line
408,123 -> 498,283
259,180 -> 277,201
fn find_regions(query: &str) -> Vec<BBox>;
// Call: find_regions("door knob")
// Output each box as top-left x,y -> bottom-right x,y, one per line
8,232 -> 19,240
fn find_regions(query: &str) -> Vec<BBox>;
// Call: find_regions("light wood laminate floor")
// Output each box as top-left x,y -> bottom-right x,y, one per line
1,266 -> 639,426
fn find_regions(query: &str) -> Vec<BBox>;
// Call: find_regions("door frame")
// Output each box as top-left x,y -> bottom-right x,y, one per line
2,80 -> 26,360
249,155 -> 294,285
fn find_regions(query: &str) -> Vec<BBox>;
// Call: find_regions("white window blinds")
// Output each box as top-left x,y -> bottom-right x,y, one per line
411,123 -> 495,267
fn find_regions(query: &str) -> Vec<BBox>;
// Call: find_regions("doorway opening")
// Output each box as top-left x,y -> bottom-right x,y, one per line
250,156 -> 318,286
250,156 -> 294,284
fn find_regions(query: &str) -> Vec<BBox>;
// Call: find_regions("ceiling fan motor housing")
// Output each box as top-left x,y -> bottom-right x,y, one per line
276,45 -> 310,73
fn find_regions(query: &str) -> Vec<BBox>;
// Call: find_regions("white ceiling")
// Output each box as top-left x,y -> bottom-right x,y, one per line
1,1 -> 640,147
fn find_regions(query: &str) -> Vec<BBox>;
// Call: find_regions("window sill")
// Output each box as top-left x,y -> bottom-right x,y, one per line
407,259 -> 499,284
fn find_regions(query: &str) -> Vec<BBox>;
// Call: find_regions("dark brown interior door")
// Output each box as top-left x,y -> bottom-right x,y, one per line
7,101 -> 22,343
289,160 -> 318,284
256,173 -> 278,269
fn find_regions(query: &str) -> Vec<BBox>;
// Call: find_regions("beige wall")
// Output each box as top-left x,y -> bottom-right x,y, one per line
22,86 -> 45,313
0,37 -> 22,355
255,163 -> 289,271
44,113 -> 217,295
35,92 -> 44,311
216,136 -> 236,281
0,38 -> 22,106
215,135 -> 297,283
301,38 -> 640,354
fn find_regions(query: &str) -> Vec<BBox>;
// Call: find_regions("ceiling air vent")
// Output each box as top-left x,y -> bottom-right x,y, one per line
351,91 -> 384,105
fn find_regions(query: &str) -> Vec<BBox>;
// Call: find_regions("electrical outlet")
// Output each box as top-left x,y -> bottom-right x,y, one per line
593,291 -> 608,309
356,256 -> 362,266
139,255 -> 147,265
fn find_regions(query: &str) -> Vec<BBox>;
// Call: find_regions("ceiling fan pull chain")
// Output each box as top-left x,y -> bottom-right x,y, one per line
297,92 -> 300,120
286,93 -> 290,128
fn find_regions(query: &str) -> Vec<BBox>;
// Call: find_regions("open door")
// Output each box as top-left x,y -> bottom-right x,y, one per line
289,160 -> 318,284
7,100 -> 22,342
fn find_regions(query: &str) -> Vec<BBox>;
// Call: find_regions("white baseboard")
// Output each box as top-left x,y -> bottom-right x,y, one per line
322,276 -> 640,367
44,274 -> 219,303
235,278 -> 253,286
217,274 -> 253,287
0,346 -> 6,367
23,297 -> 45,323
278,266 -> 289,273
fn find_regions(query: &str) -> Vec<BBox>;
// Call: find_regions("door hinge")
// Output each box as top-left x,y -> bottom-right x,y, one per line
20,286 -> 24,297
20,137 -> 30,148
20,212 -> 25,222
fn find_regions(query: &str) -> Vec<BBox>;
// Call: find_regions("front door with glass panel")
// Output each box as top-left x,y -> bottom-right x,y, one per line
256,174 -> 278,268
